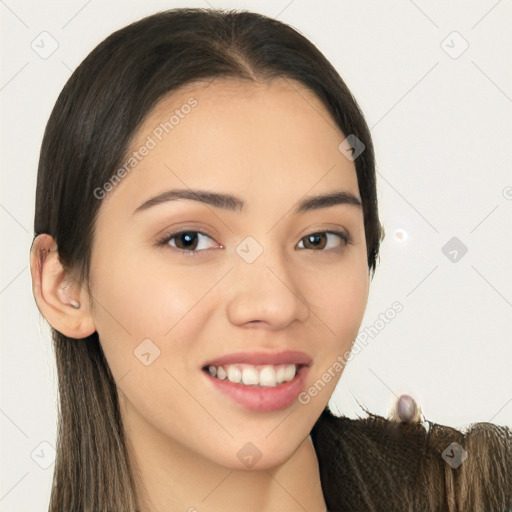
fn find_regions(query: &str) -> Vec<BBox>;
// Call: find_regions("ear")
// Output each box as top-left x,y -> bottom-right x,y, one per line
30,233 -> 96,339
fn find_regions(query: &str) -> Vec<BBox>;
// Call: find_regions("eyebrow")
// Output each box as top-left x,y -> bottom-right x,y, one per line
132,188 -> 362,216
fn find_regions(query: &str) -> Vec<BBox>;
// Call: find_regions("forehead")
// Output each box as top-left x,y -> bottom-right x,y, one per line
104,77 -> 359,212
134,76 -> 343,143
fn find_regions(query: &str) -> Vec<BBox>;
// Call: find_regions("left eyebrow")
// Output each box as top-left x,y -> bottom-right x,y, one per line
132,188 -> 362,216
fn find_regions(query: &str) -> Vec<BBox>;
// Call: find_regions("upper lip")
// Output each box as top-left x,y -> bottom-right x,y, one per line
202,350 -> 313,369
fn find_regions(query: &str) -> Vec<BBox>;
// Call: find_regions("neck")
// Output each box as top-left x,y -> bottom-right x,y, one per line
121,398 -> 327,512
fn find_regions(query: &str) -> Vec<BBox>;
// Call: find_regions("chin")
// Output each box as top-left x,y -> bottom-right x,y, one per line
207,431 -> 311,472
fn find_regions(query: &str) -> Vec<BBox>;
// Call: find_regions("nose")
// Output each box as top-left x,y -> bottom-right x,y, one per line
226,243 -> 311,329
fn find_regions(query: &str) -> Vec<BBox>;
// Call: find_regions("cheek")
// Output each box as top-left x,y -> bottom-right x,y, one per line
88,249 -> 212,382
307,251 -> 369,375
336,267 -> 369,337
310,252 -> 369,337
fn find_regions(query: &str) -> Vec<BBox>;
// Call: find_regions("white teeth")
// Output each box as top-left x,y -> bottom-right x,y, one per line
206,363 -> 298,387
259,365 -> 278,387
241,366 -> 259,385
227,365 -> 242,383
276,366 -> 286,384
283,364 -> 296,382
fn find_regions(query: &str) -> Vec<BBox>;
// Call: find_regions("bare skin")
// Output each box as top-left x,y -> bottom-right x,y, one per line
30,77 -> 370,512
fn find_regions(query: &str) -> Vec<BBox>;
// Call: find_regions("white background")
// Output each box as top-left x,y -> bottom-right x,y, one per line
1,1 -> 511,510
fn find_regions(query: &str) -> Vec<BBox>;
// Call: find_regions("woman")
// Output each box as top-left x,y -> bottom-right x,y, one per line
29,7 -> 512,512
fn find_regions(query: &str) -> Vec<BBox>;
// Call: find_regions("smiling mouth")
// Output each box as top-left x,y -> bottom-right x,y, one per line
202,363 -> 305,387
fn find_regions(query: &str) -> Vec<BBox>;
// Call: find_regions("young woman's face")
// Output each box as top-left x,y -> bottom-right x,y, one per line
88,78 -> 369,470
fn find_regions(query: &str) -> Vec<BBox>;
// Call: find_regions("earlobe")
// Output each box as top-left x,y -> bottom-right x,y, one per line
30,234 -> 96,339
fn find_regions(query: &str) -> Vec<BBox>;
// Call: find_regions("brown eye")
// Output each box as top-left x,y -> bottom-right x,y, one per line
159,230 -> 219,255
302,233 -> 328,250
173,231 -> 200,250
297,231 -> 350,251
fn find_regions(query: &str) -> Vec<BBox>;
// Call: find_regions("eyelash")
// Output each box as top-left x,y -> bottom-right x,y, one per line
156,229 -> 352,256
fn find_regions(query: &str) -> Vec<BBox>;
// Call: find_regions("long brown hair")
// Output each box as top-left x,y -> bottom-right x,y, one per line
311,406 -> 512,511
33,7 -> 511,512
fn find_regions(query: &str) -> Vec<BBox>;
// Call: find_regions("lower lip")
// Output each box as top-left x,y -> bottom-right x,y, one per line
203,366 -> 310,412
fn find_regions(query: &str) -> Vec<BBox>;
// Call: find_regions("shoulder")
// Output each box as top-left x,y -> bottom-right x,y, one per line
310,407 -> 512,512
